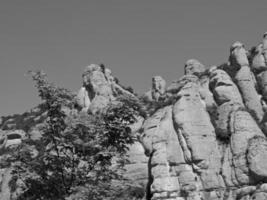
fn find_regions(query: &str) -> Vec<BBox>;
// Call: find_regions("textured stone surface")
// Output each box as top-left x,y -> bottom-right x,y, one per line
209,69 -> 243,106
251,44 -> 266,73
199,75 -> 217,113
229,109 -> 265,185
76,86 -> 91,112
78,64 -> 137,114
151,76 -> 166,101
230,41 -> 264,122
257,71 -> 267,102
184,59 -> 206,77
247,136 -> 267,181
144,76 -> 166,102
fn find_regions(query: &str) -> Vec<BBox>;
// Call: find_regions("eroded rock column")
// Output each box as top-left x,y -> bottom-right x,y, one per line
229,41 -> 264,123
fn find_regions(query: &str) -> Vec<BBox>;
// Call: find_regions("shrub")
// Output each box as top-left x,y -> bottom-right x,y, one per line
10,70 -> 143,200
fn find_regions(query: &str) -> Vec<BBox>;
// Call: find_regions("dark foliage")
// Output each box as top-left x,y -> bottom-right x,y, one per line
10,70 -> 144,200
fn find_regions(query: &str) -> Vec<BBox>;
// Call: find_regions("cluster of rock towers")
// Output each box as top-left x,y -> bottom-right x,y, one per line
2,33 -> 267,200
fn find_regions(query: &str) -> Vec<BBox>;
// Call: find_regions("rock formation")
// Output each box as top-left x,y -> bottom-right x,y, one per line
141,38 -> 267,199
76,64 -> 137,114
144,76 -> 167,102
3,34 -> 267,199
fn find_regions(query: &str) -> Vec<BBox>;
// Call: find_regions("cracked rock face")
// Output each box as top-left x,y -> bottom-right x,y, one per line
140,38 -> 267,199
230,42 -> 264,123
247,136 -> 267,181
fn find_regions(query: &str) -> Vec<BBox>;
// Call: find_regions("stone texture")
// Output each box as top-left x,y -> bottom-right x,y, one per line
229,41 -> 264,123
76,86 -> 91,112
144,76 -> 166,102
151,76 -> 166,101
199,74 -> 217,113
78,64 -> 137,114
251,44 -> 267,73
184,59 -> 206,77
124,142 -> 149,185
141,106 -> 184,199
247,136 -> 267,181
257,71 -> 267,102
209,69 -> 243,106
229,109 -> 265,185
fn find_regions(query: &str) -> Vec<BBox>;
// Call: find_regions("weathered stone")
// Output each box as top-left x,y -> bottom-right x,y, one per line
0,168 -> 12,200
5,37 -> 267,199
76,86 -> 91,112
209,69 -> 243,106
251,44 -> 267,73
229,42 -> 264,122
167,75 -> 199,95
199,75 -> 217,113
250,192 -> 267,200
229,109 -> 265,185
247,136 -> 267,181
144,76 -> 166,102
214,102 -> 241,138
151,76 -> 166,101
221,146 -> 238,187
257,71 -> 267,102
185,59 -> 206,77
141,106 -> 184,198
236,186 -> 256,198
173,81 -> 219,165
124,142 -> 148,185
229,41 -> 249,70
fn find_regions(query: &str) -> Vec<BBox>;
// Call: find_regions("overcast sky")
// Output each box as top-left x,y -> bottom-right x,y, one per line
1,0 -> 267,115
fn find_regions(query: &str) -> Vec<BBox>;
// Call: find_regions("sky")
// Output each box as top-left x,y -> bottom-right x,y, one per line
1,0 -> 267,116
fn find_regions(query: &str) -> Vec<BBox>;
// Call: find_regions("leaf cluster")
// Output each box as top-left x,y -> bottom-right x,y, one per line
10,70 -> 144,200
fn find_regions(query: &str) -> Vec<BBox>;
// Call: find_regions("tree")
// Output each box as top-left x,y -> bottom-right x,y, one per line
10,70 -> 144,200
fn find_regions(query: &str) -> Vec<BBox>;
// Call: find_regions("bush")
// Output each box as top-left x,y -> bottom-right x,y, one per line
10,70 -> 143,200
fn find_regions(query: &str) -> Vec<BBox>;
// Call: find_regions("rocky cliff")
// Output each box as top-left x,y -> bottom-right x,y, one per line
2,34 -> 267,200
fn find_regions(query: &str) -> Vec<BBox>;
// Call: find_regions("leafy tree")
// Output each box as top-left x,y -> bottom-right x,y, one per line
10,70 -> 144,200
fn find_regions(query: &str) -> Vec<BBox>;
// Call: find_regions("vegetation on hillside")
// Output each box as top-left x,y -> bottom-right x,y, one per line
9,70 -> 145,200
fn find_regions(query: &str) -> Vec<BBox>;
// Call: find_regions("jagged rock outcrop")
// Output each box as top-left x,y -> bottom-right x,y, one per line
76,64 -> 136,114
229,41 -> 264,123
144,76 -> 167,102
4,34 -> 267,200
184,59 -> 206,77
140,37 -> 267,199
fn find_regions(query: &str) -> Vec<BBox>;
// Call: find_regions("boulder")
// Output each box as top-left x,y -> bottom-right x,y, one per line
229,109 -> 265,185
209,69 -> 243,106
184,59 -> 206,77
247,136 -> 267,181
